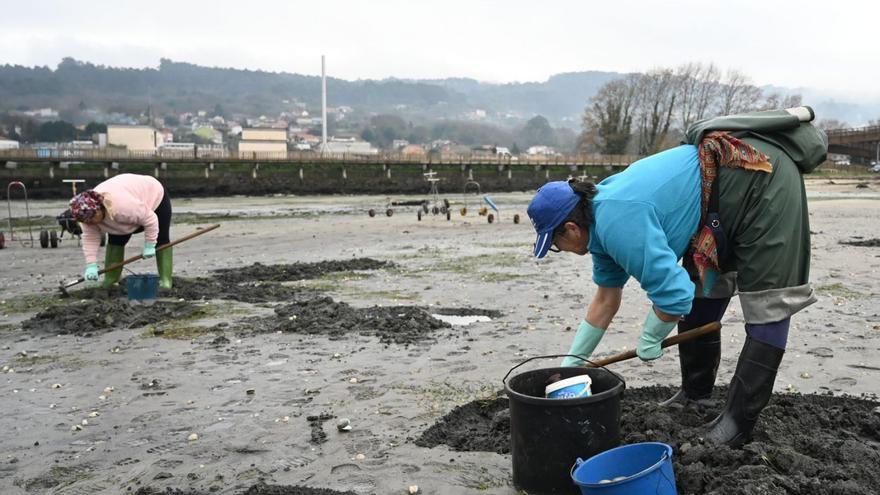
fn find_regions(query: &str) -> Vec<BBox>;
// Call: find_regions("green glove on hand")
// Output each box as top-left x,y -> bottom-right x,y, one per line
561,319 -> 605,367
636,309 -> 678,361
142,242 -> 156,259
84,263 -> 99,281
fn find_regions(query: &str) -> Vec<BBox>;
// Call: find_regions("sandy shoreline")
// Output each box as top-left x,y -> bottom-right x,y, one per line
1,177 -> 878,494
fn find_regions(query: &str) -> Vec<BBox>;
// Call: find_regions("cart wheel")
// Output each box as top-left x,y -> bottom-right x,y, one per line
479,206 -> 488,216
443,198 -> 450,209
417,210 -> 422,221
422,203 -> 429,214
368,209 -> 376,217
0,231 -> 5,249
440,206 -> 447,214
446,210 -> 451,221
39,230 -> 49,248
100,233 -> 107,247
487,214 -> 494,224
50,230 -> 58,248
460,207 -> 467,216
513,214 -> 520,224
386,208 -> 393,217
432,206 -> 439,215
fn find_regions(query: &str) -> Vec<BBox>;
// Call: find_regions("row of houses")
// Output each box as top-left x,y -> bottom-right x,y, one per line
104,125 -> 378,155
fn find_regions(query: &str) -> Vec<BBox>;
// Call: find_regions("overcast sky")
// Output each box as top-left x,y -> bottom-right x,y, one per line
1,0 -> 876,101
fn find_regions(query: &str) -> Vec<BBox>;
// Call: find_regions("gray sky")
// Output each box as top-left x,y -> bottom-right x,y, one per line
1,0 -> 876,101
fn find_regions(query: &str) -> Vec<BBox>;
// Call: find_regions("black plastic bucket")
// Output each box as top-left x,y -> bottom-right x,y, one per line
503,356 -> 626,494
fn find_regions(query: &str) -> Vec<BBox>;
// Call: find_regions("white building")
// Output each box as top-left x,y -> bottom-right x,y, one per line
527,145 -> 558,156
322,138 -> 377,155
238,128 -> 287,156
107,125 -> 163,151
0,138 -> 20,150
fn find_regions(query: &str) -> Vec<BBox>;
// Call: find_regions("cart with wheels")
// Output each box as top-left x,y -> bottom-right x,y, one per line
5,181 -> 35,248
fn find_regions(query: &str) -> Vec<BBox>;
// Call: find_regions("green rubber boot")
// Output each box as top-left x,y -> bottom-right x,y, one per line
156,246 -> 173,290
101,244 -> 125,288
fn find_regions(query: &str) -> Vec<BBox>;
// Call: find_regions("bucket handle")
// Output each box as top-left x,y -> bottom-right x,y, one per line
570,457 -> 585,481
502,354 -> 626,389
571,452 -> 673,488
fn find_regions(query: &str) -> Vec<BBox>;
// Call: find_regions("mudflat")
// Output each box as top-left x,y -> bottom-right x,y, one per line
1,178 -> 878,494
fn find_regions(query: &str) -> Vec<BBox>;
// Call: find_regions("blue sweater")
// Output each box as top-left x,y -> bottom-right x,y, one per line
588,145 -> 701,315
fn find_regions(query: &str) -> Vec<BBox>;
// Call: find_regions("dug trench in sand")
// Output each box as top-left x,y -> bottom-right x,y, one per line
415,386 -> 880,494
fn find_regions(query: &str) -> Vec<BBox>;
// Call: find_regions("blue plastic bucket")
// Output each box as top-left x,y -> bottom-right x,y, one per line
126,274 -> 159,303
571,442 -> 677,495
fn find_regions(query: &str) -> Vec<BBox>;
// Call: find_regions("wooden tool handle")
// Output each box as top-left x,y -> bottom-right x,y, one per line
61,224 -> 220,292
585,321 -> 722,368
97,223 -> 220,275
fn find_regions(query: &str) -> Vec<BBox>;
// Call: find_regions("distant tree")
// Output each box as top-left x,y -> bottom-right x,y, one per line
634,69 -> 678,155
84,121 -> 107,135
718,69 -> 762,115
35,120 -> 78,142
675,62 -> 721,131
407,125 -> 430,144
0,114 -> 37,142
580,76 -> 637,154
518,115 -> 556,148
761,92 -> 802,111
429,120 -> 515,148
816,118 -> 850,131
212,103 -> 225,118
361,114 -> 407,148
163,114 -> 180,127
511,142 -> 521,155
181,132 -> 214,145
555,127 -> 578,153
360,128 -> 376,143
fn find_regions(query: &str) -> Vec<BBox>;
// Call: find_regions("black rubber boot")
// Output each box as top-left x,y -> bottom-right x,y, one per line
659,298 -> 726,406
704,336 -> 784,447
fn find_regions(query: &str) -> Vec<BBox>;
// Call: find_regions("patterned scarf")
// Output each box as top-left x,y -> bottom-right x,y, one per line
69,190 -> 104,222
690,132 -> 772,293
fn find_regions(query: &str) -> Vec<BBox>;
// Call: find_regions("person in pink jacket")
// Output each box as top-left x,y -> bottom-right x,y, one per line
68,173 -> 174,289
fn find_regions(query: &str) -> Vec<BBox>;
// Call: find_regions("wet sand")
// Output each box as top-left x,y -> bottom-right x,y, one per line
1,178 -> 879,494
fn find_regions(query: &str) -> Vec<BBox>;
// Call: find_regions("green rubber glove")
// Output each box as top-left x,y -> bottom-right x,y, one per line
636,309 -> 678,361
84,263 -> 99,281
142,242 -> 157,259
561,319 -> 605,367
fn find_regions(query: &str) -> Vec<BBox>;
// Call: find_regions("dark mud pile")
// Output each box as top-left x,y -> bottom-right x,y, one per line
416,386 -> 880,495
168,277 -> 313,303
69,278 -> 312,304
415,397 -> 510,454
231,296 -> 451,345
212,258 -> 394,283
839,237 -> 880,247
66,258 -> 392,303
22,299 -> 203,336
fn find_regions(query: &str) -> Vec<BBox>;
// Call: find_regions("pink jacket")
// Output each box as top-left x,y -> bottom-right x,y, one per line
81,174 -> 165,264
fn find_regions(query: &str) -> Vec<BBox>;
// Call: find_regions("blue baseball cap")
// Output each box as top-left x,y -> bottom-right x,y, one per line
527,181 -> 580,258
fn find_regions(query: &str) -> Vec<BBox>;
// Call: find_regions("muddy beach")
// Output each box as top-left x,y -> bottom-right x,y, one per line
1,181 -> 879,494
416,386 -> 880,494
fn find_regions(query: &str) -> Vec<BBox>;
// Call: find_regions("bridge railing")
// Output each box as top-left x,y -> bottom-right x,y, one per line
824,125 -> 880,137
0,148 -> 638,167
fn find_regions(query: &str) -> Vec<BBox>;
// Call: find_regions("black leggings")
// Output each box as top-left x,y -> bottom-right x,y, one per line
108,189 -> 171,247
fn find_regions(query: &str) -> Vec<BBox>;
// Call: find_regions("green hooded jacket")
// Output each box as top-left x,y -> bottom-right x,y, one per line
684,107 -> 828,173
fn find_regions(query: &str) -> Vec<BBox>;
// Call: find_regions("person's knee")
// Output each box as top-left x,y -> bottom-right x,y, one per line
679,298 -> 730,331
745,318 -> 790,350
